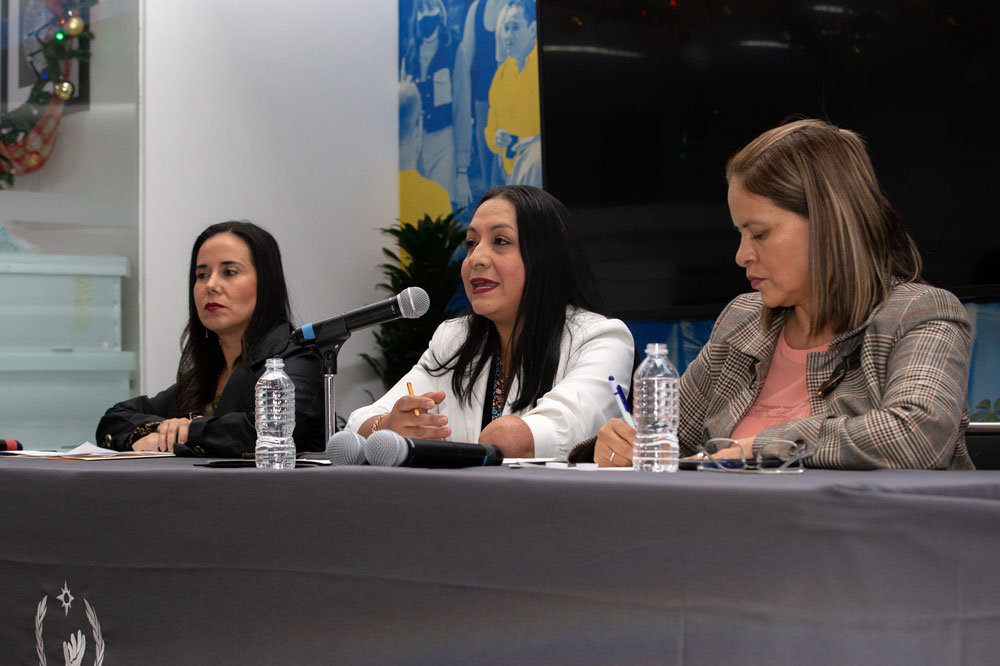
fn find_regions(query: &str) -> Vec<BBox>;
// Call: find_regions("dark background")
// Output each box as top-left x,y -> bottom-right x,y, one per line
537,0 -> 998,319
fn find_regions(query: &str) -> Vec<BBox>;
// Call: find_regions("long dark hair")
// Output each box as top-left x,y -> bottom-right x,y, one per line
173,220 -> 291,415
434,186 -> 603,412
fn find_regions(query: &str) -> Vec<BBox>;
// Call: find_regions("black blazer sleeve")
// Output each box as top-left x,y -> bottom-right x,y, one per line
96,386 -> 177,451
96,322 -> 325,457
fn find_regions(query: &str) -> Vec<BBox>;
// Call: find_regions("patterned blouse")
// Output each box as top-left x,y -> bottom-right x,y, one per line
490,357 -> 507,422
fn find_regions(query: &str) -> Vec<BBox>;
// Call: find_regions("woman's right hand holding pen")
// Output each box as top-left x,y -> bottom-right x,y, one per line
595,418 -> 635,467
596,376 -> 636,467
378,391 -> 451,440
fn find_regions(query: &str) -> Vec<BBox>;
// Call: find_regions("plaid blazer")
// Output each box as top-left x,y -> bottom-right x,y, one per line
679,282 -> 974,470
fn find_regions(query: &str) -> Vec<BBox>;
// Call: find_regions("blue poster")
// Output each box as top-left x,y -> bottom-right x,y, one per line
399,0 -> 541,225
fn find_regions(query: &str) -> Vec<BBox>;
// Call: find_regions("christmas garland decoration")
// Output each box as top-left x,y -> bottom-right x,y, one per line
0,0 -> 97,188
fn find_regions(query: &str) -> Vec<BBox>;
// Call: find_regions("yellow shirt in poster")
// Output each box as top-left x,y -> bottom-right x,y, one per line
399,169 -> 453,266
399,169 -> 452,227
485,45 -> 541,176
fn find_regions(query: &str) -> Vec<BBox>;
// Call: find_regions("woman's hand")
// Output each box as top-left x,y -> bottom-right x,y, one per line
376,391 -> 451,440
682,436 -> 754,462
132,417 -> 193,453
479,415 -> 534,458
716,436 -> 754,460
595,418 -> 635,467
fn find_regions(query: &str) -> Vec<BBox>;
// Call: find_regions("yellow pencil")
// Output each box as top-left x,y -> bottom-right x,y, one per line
407,382 -> 419,416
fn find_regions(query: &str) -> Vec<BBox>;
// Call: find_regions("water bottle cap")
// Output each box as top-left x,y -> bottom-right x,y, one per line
265,357 -> 284,369
645,343 -> 669,356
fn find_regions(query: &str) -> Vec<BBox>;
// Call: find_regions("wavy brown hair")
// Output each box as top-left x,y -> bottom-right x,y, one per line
726,119 -> 922,335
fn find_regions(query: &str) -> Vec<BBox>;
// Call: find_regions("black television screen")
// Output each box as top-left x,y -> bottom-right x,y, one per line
538,0 -> 999,319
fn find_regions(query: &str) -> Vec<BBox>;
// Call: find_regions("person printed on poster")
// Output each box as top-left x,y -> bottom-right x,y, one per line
399,80 -> 452,228
485,0 -> 541,188
401,0 -> 473,210
458,0 -> 506,196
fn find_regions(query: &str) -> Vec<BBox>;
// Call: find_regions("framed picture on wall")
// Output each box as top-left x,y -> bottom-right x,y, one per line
1,0 -> 90,114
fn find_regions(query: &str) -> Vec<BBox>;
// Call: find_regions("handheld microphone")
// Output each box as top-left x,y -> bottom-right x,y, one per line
364,430 -> 503,468
292,286 -> 430,345
322,430 -> 366,466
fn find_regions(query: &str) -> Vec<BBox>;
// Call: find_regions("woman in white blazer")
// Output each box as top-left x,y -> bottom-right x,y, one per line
347,185 -> 634,460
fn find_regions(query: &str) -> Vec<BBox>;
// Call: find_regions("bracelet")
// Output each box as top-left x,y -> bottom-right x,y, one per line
126,421 -> 163,448
371,412 -> 389,433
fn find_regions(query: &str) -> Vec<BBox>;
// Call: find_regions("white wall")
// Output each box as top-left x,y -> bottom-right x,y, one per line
142,0 -> 397,416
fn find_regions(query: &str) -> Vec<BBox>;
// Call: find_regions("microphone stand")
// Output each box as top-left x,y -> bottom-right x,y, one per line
300,319 -> 351,444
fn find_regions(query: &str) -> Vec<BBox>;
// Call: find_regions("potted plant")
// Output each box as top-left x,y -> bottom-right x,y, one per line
361,212 -> 467,389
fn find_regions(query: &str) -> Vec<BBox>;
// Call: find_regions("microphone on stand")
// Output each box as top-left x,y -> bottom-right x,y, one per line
292,287 -> 430,345
322,430 -> 367,466
364,430 -> 504,468
292,287 -> 429,455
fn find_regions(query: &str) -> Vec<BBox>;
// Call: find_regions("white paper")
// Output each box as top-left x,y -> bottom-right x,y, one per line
1,441 -> 174,460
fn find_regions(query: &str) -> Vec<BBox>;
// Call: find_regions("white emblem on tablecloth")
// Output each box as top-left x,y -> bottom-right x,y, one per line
56,582 -> 74,616
34,583 -> 105,666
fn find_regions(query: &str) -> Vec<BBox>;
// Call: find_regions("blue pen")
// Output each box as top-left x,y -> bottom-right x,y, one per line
608,376 -> 635,428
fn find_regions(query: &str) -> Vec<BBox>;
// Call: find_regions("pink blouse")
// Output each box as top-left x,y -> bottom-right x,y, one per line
729,330 -> 828,441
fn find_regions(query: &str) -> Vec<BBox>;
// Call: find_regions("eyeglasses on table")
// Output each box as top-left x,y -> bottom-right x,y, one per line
685,437 -> 813,474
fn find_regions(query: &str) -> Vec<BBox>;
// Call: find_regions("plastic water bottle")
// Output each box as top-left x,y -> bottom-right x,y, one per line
632,343 -> 680,472
254,358 -> 296,470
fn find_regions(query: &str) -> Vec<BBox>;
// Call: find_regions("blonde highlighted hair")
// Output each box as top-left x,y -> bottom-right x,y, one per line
726,119 -> 922,335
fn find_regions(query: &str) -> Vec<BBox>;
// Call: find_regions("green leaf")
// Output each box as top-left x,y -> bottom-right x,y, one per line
360,211 -> 468,389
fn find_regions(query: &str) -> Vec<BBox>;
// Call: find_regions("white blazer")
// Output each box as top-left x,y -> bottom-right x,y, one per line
346,308 -> 635,459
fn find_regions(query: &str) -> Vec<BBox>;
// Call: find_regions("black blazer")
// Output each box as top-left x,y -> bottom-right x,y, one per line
96,323 -> 325,457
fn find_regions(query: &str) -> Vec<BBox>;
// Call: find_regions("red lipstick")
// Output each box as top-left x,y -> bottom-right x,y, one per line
469,278 -> 497,294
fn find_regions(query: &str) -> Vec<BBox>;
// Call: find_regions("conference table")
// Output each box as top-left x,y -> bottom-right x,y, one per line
2,456 -> 999,665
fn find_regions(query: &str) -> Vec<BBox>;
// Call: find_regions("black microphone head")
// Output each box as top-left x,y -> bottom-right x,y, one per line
398,287 -> 430,320
364,430 -> 408,466
323,430 -> 366,465
483,443 -> 504,465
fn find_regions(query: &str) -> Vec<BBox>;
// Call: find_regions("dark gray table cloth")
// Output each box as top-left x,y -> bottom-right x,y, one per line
2,457 -> 999,665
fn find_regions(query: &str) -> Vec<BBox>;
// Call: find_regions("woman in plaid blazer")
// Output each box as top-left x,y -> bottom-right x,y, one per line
597,119 -> 973,470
